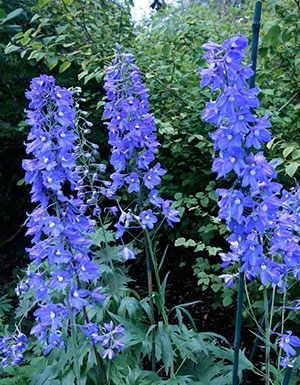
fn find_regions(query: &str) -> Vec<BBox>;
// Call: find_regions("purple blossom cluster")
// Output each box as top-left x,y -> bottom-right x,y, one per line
200,35 -> 300,289
272,330 -> 300,368
0,327 -> 26,366
102,47 -> 180,256
200,34 -> 300,367
0,75 -> 123,366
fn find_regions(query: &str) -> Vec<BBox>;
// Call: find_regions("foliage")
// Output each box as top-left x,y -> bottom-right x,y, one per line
1,0 -> 300,383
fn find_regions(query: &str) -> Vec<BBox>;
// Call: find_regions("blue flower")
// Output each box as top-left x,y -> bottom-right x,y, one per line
139,209 -> 158,229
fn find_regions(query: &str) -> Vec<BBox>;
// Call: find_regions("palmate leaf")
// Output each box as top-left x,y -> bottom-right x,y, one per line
178,352 -> 229,385
29,365 -> 58,385
157,375 -> 194,385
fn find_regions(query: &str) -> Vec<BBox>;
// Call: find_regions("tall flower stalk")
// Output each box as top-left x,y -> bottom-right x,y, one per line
200,33 -> 300,383
103,46 -> 180,371
0,76 -> 124,384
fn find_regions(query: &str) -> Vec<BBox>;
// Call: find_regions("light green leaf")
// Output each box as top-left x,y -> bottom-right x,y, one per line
38,0 -> 51,7
175,237 -> 186,247
222,295 -> 233,307
0,8 -> 23,24
286,162 -> 299,178
282,145 -> 295,158
59,61 -> 71,73
78,70 -> 88,80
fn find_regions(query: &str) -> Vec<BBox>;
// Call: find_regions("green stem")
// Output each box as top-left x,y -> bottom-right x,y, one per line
144,227 -> 175,377
144,228 -> 168,326
66,299 -> 81,385
242,287 -> 276,385
232,262 -> 244,385
264,287 -> 271,385
278,278 -> 287,371
143,230 -> 156,372
98,214 -> 114,270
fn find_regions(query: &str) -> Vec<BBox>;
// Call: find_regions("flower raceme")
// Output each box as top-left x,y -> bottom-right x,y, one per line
102,46 -> 180,257
200,34 -> 300,367
0,75 -> 123,366
200,35 -> 300,288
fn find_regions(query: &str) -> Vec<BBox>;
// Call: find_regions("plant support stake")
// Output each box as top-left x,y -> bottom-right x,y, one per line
232,2 -> 262,384
282,364 -> 293,385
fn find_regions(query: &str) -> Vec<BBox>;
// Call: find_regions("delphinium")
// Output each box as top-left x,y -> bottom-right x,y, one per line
0,75 -> 124,377
102,45 -> 180,370
102,45 -> 180,255
199,35 -> 300,380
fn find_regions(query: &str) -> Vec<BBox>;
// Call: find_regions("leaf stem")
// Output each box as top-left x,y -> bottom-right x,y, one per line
232,261 -> 244,385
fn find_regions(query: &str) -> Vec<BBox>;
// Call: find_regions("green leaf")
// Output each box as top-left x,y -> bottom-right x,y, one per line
61,370 -> 75,385
200,196 -> 209,207
0,9 -> 7,18
5,44 -> 20,54
84,72 -> 96,84
31,42 -> 43,50
162,43 -> 170,56
59,61 -> 71,73
285,162 -> 299,178
47,56 -> 59,70
194,243 -> 205,252
282,145 -> 295,158
0,8 -> 23,24
175,237 -> 186,247
78,70 -> 88,80
38,0 -> 51,7
291,149 -> 300,160
222,295 -> 233,307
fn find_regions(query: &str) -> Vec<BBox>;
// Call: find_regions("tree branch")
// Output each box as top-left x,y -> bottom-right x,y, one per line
278,90 -> 300,112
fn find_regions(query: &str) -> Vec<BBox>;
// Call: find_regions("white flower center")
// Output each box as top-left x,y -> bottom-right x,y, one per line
58,112 -> 64,117
254,130 -> 260,136
228,96 -> 235,102
250,245 -> 255,251
49,222 -> 55,228
50,311 -> 56,318
226,57 -> 232,64
60,133 -> 66,138
56,93 -> 61,99
227,134 -> 233,140
230,157 -> 236,164
56,250 -> 61,256
145,215 -> 150,220
47,177 -> 53,183
234,198 -> 241,205
41,136 -> 46,142
238,114 -> 245,121
57,275 -> 64,282
260,263 -> 267,270
285,337 -> 290,343
250,170 -> 256,176
73,290 -> 79,298
262,204 -> 268,212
